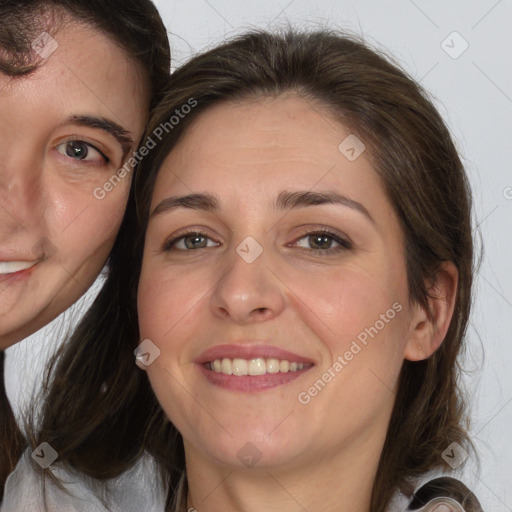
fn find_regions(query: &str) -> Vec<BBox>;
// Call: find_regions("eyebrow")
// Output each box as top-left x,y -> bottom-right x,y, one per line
151,190 -> 373,223
68,115 -> 134,156
275,190 -> 374,223
151,193 -> 219,218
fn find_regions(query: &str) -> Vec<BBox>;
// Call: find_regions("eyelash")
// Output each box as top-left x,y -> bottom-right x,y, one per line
161,228 -> 352,254
161,230 -> 216,252
291,228 -> 353,255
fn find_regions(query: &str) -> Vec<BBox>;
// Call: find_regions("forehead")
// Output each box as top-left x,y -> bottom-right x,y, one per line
0,21 -> 149,132
153,95 -> 385,205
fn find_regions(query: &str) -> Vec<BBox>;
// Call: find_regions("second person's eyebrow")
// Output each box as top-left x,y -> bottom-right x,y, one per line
275,190 -> 374,223
151,193 -> 219,218
150,190 -> 373,223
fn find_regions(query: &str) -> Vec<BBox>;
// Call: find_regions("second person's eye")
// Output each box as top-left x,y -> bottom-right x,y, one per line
293,231 -> 352,252
164,232 -> 220,251
56,141 -> 108,164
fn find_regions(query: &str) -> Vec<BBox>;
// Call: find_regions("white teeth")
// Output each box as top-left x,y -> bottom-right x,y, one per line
266,358 -> 280,373
209,358 -> 309,376
248,358 -> 266,376
0,261 -> 36,275
221,358 -> 232,375
232,358 -> 248,376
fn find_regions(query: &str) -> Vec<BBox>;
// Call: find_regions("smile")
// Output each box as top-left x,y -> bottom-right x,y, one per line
196,344 -> 315,391
205,357 -> 314,376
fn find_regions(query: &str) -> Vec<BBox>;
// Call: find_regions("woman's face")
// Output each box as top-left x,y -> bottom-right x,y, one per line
138,96 -> 424,472
0,21 -> 149,347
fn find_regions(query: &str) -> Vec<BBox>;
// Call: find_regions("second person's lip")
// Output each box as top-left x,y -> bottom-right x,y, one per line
197,363 -> 313,392
195,343 -> 315,386
205,357 -> 314,376
195,343 -> 314,366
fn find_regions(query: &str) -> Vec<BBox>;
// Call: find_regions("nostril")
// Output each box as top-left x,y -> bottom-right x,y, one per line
217,306 -> 230,319
250,307 -> 274,321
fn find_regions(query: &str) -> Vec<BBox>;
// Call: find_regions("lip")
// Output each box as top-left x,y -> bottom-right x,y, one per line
195,344 -> 313,365
197,365 -> 313,392
0,244 -> 42,259
194,343 -> 314,392
0,252 -> 39,261
0,260 -> 39,282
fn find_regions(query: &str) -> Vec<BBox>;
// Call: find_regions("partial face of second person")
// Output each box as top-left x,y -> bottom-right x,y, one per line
138,95 -> 453,479
0,20 -> 149,348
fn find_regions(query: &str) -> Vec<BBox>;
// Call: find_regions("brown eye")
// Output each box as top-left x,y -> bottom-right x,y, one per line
183,234 -> 208,249
308,234 -> 333,250
293,230 -> 352,253
66,141 -> 89,159
162,231 -> 220,252
56,140 -> 108,164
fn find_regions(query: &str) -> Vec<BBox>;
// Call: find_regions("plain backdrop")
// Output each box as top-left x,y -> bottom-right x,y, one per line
5,0 -> 511,510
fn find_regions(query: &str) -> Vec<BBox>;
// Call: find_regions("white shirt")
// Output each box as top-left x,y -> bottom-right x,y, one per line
2,456 -> 470,512
2,450 -> 166,512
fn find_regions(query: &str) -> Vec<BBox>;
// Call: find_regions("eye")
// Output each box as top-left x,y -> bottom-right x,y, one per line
293,230 -> 352,253
55,140 -> 108,164
163,231 -> 220,251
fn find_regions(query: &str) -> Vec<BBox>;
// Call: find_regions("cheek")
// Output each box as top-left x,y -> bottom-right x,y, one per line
138,261 -> 213,340
138,271 -> 202,428
295,269 -> 409,431
291,263 -> 406,350
50,182 -> 130,269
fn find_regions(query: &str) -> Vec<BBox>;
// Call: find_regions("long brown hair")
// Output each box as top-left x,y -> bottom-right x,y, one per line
36,30 -> 479,511
0,0 -> 170,501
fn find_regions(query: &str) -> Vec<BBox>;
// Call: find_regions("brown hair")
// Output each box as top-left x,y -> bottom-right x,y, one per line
0,0 -> 170,501
0,0 -> 170,104
35,30 -> 479,511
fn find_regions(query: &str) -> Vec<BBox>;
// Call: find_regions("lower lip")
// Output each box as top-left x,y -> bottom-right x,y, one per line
197,364 -> 313,392
0,264 -> 38,284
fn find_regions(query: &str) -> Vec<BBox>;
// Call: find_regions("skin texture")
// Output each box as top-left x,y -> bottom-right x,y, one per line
137,95 -> 457,512
0,21 -> 149,348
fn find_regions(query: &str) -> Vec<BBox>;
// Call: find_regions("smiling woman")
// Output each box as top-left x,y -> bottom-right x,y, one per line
32,29 -> 482,512
0,0 -> 170,503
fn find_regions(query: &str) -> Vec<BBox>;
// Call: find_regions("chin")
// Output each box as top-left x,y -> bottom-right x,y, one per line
192,428 -> 306,471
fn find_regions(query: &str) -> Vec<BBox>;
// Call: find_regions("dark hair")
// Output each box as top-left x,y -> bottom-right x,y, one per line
0,0 -> 170,105
0,0 -> 170,501
36,29 -> 479,512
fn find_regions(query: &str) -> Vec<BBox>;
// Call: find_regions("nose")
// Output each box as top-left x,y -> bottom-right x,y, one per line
210,243 -> 286,325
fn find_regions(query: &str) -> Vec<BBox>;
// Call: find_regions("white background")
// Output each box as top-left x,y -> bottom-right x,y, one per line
6,1 -> 511,510
150,0 -> 512,509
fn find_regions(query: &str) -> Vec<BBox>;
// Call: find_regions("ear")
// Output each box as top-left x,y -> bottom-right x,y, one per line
404,262 -> 458,361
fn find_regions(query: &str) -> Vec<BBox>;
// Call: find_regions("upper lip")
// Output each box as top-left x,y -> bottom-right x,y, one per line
0,258 -> 38,263
0,249 -> 39,262
195,343 -> 314,365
